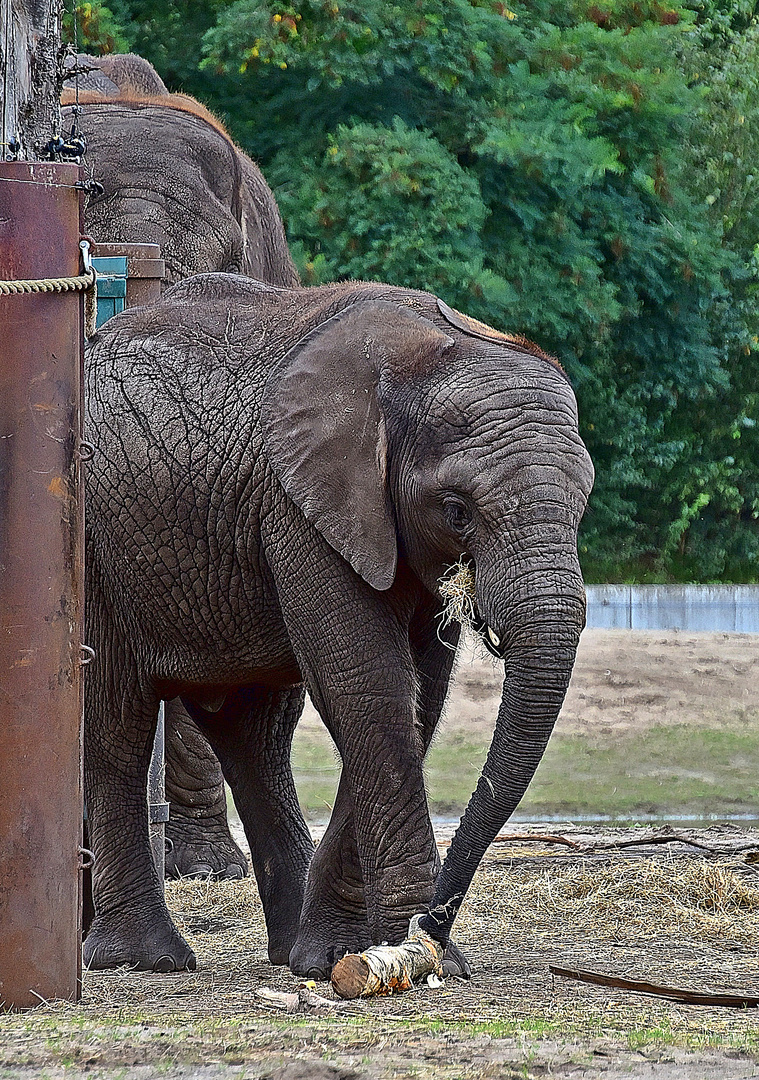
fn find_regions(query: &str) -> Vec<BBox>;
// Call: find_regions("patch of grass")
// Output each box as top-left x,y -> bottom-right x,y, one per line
4,1010 -> 759,1068
524,725 -> 759,820
289,723 -> 759,822
290,730 -> 341,820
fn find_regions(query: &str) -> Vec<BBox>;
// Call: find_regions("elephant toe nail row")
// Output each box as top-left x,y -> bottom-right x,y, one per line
152,954 -> 178,973
185,863 -> 215,878
223,864 -> 246,880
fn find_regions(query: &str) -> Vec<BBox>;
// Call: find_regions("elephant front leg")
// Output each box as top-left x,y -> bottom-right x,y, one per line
342,713 -> 438,944
83,657 -> 195,972
290,660 -> 438,977
289,770 -> 371,978
290,606 -> 472,978
268,535 -> 439,977
291,606 -> 459,979
163,698 -> 248,880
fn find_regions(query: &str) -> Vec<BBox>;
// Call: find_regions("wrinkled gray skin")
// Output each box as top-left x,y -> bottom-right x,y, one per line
66,54 -> 300,882
162,698 -> 246,879
83,274 -> 593,978
64,54 -> 299,287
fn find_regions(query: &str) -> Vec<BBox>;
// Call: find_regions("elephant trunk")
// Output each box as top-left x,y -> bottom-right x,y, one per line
420,576 -> 585,945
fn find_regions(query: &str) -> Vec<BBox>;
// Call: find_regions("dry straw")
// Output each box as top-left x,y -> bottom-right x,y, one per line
76,850 -> 759,1030
437,557 -> 478,647
461,855 -> 759,945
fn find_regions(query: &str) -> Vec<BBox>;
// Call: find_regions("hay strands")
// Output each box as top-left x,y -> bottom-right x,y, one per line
550,965 -> 759,1009
331,918 -> 443,1000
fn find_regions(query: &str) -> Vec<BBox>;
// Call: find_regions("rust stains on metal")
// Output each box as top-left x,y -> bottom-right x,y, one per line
0,161 -> 84,1009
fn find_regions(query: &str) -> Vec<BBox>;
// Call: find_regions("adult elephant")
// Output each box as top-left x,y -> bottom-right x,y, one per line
65,55 -> 300,881
63,54 -> 299,287
82,274 -> 593,976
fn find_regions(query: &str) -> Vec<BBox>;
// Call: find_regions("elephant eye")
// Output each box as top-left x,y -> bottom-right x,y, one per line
443,496 -> 473,534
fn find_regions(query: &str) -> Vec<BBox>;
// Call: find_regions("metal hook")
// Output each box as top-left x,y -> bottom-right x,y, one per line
79,238 -> 92,274
78,440 -> 95,462
80,643 -> 96,666
78,847 -> 95,870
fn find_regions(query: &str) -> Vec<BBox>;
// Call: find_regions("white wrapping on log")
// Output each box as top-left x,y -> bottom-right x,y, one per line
331,916 -> 444,999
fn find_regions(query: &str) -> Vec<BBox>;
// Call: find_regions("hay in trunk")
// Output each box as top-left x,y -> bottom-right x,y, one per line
437,558 -> 478,648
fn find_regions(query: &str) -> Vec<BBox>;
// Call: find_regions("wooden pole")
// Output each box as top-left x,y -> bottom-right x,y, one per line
1,0 -> 62,162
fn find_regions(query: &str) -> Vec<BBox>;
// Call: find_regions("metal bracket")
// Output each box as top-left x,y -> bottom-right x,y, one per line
149,801 -> 170,824
79,239 -> 92,275
75,179 -> 105,200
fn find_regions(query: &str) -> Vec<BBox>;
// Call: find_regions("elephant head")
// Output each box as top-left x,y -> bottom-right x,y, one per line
62,56 -> 299,289
261,289 -> 593,945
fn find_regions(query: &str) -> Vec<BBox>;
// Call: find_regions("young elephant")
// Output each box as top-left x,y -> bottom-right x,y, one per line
83,275 -> 593,976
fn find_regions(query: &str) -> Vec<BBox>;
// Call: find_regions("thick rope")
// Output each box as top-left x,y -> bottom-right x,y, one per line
0,268 -> 98,336
0,268 -> 96,295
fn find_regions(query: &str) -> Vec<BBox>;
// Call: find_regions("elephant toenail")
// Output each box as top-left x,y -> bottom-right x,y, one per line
185,863 -> 214,878
187,953 -> 197,971
153,955 -> 177,973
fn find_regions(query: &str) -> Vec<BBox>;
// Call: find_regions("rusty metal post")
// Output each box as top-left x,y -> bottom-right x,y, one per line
0,161 -> 85,1009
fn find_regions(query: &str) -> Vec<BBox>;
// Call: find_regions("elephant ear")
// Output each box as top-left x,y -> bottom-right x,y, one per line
261,299 -> 453,591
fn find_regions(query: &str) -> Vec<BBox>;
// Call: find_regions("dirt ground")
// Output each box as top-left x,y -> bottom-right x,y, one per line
4,828 -> 759,1079
3,631 -> 759,1079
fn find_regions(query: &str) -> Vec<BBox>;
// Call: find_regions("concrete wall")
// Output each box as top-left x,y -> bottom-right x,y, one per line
585,585 -> 759,633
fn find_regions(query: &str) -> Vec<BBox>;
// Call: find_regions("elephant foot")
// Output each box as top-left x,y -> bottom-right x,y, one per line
268,935 -> 297,967
289,917 -> 372,980
83,910 -> 197,972
290,930 -> 471,982
442,940 -> 472,979
165,815 -> 248,880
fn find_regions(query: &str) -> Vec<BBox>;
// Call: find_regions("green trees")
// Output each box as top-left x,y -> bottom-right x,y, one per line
71,0 -> 759,581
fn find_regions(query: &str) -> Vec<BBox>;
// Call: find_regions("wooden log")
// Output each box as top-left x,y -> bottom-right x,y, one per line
331,918 -> 443,999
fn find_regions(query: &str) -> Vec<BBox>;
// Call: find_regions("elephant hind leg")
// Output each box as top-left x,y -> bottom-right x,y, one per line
84,646 -> 195,973
163,698 -> 248,880
184,684 -> 314,966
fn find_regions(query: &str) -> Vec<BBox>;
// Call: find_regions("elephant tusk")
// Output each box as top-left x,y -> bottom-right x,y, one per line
486,626 -> 501,649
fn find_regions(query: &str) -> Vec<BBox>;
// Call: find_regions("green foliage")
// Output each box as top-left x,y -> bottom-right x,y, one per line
275,118 -> 493,301
63,1 -> 136,54
71,0 -> 759,581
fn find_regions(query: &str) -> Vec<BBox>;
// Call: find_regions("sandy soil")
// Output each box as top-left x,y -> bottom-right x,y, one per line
297,628 -> 759,744
4,829 -> 759,1079
3,632 -> 759,1079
